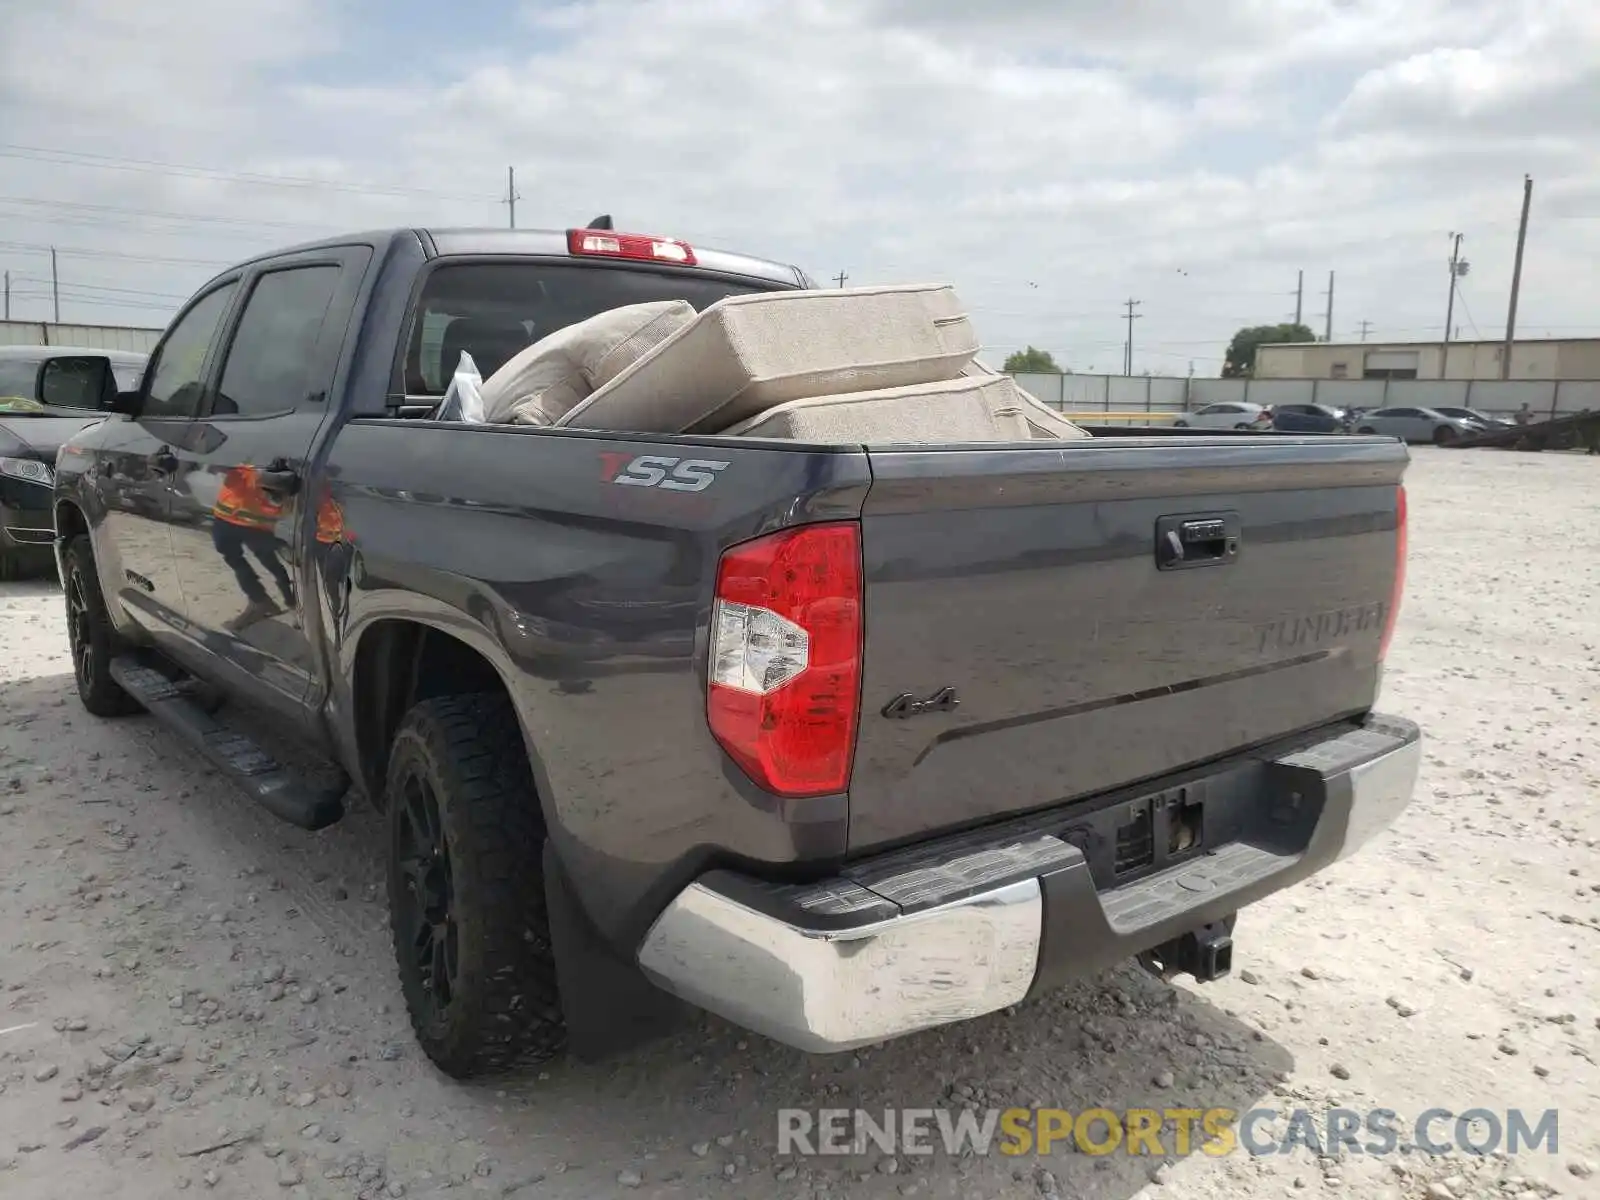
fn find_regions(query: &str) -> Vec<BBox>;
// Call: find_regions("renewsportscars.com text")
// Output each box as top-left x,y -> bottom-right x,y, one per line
777,1106 -> 1560,1159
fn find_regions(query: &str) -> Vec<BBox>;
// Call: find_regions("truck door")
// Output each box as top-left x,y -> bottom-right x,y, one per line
93,279 -> 239,649
164,247 -> 370,731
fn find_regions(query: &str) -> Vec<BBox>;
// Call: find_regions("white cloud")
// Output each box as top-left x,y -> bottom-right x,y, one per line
1,0 -> 1597,368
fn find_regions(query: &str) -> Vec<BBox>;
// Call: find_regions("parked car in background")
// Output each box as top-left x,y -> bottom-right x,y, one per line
1172,401 -> 1273,430
1351,407 -> 1483,445
1271,403 -> 1344,434
0,345 -> 146,579
1432,406 -> 1509,429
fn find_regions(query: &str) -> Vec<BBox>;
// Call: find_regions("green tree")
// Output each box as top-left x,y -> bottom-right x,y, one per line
1221,324 -> 1316,377
1002,346 -> 1064,374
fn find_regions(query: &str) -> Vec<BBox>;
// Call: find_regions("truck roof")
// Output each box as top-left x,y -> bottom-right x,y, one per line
226,227 -> 811,290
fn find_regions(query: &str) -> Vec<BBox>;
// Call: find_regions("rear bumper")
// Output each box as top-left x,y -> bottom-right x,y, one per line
637,714 -> 1421,1053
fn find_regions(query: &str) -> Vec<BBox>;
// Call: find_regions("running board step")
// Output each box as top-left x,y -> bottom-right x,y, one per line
109,656 -> 347,830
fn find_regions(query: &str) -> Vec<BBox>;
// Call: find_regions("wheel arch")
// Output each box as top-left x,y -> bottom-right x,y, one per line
55,497 -> 89,544
347,616 -> 554,834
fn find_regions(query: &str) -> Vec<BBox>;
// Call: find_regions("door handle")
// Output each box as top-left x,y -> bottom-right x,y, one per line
1155,512 -> 1241,571
148,447 -> 178,474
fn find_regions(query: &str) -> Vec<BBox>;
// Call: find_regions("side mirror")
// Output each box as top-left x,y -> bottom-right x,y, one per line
41,354 -> 117,412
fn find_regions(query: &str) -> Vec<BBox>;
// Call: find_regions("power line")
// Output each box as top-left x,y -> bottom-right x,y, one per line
6,288 -> 175,314
1454,286 -> 1483,340
0,193 -> 331,233
0,240 -> 235,267
9,274 -> 192,302
0,143 -> 498,203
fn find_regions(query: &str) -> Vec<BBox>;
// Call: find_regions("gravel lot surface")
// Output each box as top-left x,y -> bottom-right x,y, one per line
1,448 -> 1596,1199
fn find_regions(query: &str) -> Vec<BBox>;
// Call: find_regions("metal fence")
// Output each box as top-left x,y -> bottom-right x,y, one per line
1010,373 -> 1600,423
0,320 -> 164,353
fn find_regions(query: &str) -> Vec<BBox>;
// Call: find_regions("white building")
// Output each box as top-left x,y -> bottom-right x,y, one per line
1253,337 -> 1600,382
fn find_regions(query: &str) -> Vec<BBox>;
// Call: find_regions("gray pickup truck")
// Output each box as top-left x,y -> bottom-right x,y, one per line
50,225 -> 1420,1078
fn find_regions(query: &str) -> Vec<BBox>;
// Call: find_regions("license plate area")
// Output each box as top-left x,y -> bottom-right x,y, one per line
1062,782 -> 1213,890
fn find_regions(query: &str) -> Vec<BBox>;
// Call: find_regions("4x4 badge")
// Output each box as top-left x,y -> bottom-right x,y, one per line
882,687 -> 960,719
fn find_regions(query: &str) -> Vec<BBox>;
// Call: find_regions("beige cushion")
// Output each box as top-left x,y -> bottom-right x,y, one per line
721,375 -> 1089,443
961,360 -> 1090,439
556,284 -> 978,434
480,300 -> 696,426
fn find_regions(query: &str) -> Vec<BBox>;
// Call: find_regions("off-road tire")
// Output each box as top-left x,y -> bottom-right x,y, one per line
384,692 -> 565,1078
63,536 -> 141,717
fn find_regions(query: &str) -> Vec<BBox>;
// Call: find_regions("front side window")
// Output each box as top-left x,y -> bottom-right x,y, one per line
213,266 -> 342,417
145,283 -> 238,418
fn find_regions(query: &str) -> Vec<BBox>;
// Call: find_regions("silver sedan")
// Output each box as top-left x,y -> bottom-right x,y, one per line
1351,406 -> 1484,445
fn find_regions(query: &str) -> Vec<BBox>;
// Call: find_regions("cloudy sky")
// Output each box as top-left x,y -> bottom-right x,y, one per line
2,0 -> 1597,374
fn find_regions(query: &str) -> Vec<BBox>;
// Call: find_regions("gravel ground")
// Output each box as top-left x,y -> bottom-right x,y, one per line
1,448 -> 1597,1200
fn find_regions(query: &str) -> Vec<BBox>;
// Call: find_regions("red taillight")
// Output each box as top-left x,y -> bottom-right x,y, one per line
707,523 -> 863,797
567,228 -> 697,266
1379,485 -> 1407,660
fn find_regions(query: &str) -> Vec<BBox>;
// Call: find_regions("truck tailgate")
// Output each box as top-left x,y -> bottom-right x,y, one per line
848,436 -> 1408,851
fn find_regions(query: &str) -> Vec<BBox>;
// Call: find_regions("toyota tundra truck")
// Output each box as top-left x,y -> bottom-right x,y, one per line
50,225 -> 1420,1078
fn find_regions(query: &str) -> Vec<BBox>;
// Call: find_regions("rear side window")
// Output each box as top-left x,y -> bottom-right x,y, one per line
214,266 -> 342,417
403,262 -> 775,395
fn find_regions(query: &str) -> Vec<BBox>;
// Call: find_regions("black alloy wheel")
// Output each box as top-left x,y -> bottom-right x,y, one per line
393,767 -> 460,1021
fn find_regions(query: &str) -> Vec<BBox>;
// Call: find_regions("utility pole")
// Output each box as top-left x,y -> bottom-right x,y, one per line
1295,270 -> 1303,325
1442,232 -> 1469,377
3,270 -> 8,321
50,246 -> 59,324
504,167 -> 521,229
833,271 -> 849,288
1358,319 -> 1373,342
1320,271 -> 1334,342
1122,298 -> 1142,375
1502,174 -> 1533,380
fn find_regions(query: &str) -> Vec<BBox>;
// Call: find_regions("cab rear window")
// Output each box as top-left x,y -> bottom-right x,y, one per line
402,262 -> 775,396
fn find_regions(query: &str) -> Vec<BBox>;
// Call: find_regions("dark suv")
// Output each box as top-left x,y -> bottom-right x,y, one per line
0,345 -> 145,578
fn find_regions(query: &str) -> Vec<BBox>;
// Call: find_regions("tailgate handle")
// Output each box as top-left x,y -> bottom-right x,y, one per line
1156,512 -> 1240,570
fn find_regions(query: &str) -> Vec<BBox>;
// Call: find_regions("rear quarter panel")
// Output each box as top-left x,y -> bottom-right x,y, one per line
319,422 -> 870,943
